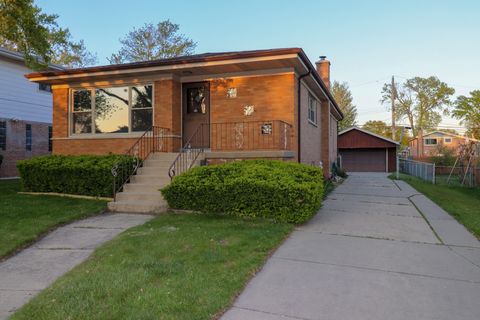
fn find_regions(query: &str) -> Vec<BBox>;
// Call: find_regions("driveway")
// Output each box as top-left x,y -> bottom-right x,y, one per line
222,172 -> 480,320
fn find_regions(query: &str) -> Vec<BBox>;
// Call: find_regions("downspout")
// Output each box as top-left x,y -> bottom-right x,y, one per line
297,70 -> 311,163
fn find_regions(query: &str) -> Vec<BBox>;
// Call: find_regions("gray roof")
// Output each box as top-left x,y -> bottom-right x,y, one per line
0,46 -> 64,70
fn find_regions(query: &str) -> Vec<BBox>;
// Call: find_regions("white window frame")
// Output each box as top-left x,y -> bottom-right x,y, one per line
444,137 -> 452,144
424,138 -> 438,145
307,93 -> 318,125
69,83 -> 154,137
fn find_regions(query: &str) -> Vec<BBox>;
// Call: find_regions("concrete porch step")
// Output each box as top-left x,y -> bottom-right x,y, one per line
115,191 -> 163,202
148,153 -> 179,161
137,166 -> 171,176
130,175 -> 171,184
107,200 -> 168,214
123,183 -> 165,193
142,159 -> 175,167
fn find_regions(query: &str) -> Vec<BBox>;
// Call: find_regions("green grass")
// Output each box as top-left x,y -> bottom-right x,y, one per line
0,179 -> 107,259
393,173 -> 480,238
12,214 -> 293,320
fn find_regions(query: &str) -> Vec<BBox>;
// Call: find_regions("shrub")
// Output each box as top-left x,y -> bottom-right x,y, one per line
17,154 -> 136,197
429,145 -> 457,166
161,160 -> 324,223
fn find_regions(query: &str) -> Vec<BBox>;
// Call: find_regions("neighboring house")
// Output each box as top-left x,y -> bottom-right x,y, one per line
338,127 -> 399,172
408,131 -> 479,158
26,48 -> 343,176
0,47 -> 63,178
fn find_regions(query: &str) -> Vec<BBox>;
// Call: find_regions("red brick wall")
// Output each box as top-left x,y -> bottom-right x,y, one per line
209,74 -> 297,156
0,119 -> 51,177
320,101 -> 331,175
50,74 -> 299,157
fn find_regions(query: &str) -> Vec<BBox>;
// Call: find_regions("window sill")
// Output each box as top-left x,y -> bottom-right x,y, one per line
56,132 -> 147,140
308,120 -> 318,127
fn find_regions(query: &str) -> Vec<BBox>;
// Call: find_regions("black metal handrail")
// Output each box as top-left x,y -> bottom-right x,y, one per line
168,124 -> 209,179
111,126 -> 178,200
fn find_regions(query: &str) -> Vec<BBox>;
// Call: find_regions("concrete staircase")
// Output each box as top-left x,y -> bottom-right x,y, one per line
108,152 -> 178,214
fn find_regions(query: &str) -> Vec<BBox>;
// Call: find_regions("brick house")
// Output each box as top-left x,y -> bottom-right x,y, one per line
26,48 -> 343,213
0,47 -> 63,178
408,130 -> 479,158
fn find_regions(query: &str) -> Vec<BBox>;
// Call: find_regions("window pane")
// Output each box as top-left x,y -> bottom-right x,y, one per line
26,124 -> 32,151
131,85 -> 153,109
132,109 -> 153,132
0,121 -> 6,150
73,112 -> 92,134
95,87 -> 129,133
73,90 -> 92,111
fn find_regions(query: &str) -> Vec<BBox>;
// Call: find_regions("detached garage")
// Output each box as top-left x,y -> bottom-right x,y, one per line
338,127 -> 399,172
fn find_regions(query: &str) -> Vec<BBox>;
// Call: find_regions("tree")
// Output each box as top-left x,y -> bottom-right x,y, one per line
452,90 -> 480,139
362,120 -> 390,137
331,81 -> 357,130
108,20 -> 196,64
381,76 -> 455,137
0,0 -> 96,69
362,120 -> 411,146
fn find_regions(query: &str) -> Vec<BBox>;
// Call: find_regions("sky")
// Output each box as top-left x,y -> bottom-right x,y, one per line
37,0 -> 480,131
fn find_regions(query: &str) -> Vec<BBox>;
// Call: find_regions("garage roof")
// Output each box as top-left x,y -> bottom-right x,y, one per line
338,127 -> 399,148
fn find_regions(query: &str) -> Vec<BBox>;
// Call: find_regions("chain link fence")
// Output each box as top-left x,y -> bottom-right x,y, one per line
398,158 -> 436,184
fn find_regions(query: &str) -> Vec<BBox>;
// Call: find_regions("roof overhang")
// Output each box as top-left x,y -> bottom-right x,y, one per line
0,47 -> 63,70
25,48 -> 343,119
339,126 -> 400,145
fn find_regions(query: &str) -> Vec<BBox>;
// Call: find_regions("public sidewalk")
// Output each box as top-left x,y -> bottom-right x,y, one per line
0,213 -> 153,319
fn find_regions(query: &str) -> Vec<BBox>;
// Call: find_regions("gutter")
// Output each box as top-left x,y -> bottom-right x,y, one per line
297,70 -> 311,163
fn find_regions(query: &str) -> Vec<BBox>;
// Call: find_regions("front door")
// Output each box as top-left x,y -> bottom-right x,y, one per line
182,82 -> 210,148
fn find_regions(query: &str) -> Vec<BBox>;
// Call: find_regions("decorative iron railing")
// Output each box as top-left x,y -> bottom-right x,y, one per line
209,120 -> 292,151
168,120 -> 293,180
168,124 -> 209,179
111,126 -> 180,200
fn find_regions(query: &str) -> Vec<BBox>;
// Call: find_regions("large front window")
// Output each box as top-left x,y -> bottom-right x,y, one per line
71,85 -> 153,134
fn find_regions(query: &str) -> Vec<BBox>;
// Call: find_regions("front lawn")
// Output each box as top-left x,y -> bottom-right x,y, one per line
12,214 -> 293,320
0,179 -> 107,259
394,173 -> 480,238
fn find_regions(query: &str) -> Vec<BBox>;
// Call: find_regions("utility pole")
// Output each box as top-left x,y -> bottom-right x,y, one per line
391,76 -> 396,140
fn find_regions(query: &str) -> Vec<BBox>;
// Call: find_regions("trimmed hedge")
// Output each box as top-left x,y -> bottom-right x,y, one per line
161,160 -> 324,223
17,154 -> 136,197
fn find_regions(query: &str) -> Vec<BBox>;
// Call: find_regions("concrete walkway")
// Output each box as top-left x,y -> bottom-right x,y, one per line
222,173 -> 480,320
0,213 -> 153,319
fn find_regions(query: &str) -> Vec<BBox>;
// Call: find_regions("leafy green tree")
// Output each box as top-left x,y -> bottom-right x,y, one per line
362,120 -> 390,137
108,20 -> 196,64
362,120 -> 410,146
381,76 -> 455,137
0,0 -> 96,69
331,81 -> 357,130
452,90 -> 480,139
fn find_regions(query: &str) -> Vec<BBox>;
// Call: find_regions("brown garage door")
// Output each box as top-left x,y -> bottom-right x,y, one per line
340,148 -> 386,172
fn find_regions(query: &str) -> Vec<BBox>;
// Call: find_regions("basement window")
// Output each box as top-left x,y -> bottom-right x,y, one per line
71,84 -> 153,135
308,93 -> 318,125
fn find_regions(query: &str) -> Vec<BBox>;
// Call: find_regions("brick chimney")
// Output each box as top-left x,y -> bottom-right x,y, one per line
315,56 -> 331,90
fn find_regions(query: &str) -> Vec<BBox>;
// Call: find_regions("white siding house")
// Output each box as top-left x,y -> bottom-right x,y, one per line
0,47 -> 63,177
